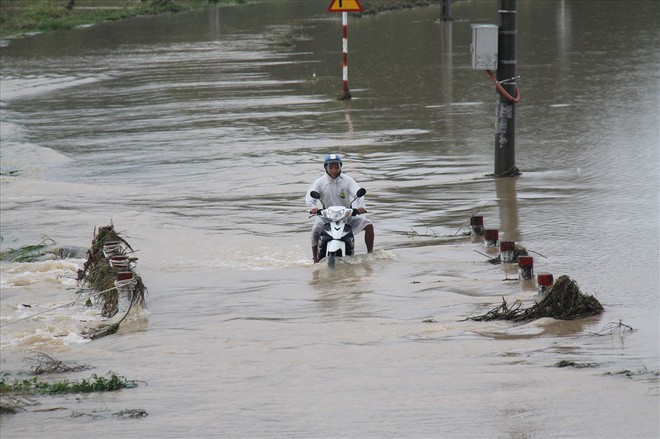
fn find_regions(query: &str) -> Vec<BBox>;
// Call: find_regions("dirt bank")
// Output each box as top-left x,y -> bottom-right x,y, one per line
359,0 -> 441,16
0,0 -> 444,39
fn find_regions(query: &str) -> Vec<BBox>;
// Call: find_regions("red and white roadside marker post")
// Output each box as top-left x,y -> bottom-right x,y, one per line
537,272 -> 554,295
470,215 -> 484,237
518,256 -> 534,281
341,12 -> 350,100
484,228 -> 499,248
328,0 -> 363,100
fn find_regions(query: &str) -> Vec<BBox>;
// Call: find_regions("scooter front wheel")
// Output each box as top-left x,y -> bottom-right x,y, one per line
327,252 -> 337,269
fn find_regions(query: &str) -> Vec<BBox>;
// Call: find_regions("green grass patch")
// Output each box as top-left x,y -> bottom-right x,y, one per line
0,0 -> 246,39
0,371 -> 138,395
0,235 -> 56,262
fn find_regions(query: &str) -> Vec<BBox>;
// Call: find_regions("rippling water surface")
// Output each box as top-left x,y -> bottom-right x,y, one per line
1,1 -> 658,437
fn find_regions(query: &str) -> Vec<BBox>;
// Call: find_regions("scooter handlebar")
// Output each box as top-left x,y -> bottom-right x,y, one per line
309,207 -> 367,218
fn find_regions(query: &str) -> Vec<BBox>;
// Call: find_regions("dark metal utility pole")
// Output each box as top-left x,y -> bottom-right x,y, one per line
494,0 -> 519,177
440,0 -> 452,21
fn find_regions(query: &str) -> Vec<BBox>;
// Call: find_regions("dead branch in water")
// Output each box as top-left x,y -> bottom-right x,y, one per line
466,296 -> 524,321
453,201 -> 490,237
589,320 -> 635,336
464,275 -> 604,322
79,224 -> 146,318
25,352 -> 91,375
553,360 -> 597,369
77,224 -> 147,339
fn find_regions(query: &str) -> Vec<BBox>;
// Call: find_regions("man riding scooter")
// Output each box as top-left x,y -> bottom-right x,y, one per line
305,153 -> 374,263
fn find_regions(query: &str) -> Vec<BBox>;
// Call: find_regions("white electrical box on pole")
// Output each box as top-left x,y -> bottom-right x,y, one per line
471,24 -> 498,70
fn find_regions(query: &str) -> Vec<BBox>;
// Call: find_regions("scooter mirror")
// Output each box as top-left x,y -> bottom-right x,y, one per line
310,191 -> 321,199
356,188 -> 366,197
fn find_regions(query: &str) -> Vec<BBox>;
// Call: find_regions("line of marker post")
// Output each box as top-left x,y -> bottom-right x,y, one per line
471,215 -> 554,294
104,241 -> 137,295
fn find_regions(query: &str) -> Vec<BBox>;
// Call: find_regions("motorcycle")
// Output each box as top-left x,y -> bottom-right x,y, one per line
309,188 -> 366,268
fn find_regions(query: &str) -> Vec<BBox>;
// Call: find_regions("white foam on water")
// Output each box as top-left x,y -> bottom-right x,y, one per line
0,74 -> 111,102
0,259 -> 107,350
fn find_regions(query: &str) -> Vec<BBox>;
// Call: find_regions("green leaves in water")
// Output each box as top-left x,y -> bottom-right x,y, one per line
0,236 -> 56,262
0,371 -> 138,395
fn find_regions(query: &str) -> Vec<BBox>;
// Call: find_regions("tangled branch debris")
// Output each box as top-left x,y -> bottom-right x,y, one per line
466,275 -> 604,322
0,394 -> 38,414
25,352 -> 91,375
78,224 -> 146,316
114,408 -> 149,419
589,320 -> 635,336
553,360 -> 597,369
77,224 -> 147,338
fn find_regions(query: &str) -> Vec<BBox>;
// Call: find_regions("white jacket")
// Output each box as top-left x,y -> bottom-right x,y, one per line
305,173 -> 366,211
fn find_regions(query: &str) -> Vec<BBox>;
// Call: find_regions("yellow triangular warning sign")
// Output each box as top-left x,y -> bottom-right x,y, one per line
328,0 -> 363,13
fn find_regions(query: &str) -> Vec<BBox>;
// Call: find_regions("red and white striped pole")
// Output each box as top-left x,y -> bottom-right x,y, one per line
340,11 -> 351,100
328,0 -> 361,99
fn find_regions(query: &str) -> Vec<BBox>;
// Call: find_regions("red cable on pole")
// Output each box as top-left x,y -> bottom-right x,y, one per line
486,69 -> 520,103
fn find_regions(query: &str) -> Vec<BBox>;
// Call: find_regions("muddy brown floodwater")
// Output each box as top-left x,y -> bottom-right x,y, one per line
1,1 -> 658,437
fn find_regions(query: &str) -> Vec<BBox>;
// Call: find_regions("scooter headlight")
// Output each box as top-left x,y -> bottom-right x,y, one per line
325,207 -> 347,221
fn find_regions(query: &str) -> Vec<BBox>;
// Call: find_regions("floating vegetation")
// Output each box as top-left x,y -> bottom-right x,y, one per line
589,320 -> 635,336
465,275 -> 604,322
1,354 -> 142,415
604,362 -> 660,381
0,168 -> 21,177
553,360 -> 597,369
0,371 -> 138,396
606,369 -> 635,378
465,296 -> 523,321
114,408 -> 149,419
0,370 -> 141,415
71,407 -> 148,420
0,394 -> 38,414
0,236 -> 56,262
25,352 -> 91,375
406,216 -> 474,239
406,217 -> 440,238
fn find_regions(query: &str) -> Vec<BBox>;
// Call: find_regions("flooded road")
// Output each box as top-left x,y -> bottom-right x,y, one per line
1,1 -> 658,437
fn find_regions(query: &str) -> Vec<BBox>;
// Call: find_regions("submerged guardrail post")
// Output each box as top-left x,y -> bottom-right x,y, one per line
538,272 -> 554,295
499,240 -> 515,263
484,229 -> 499,248
470,215 -> 484,237
518,256 -> 534,281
